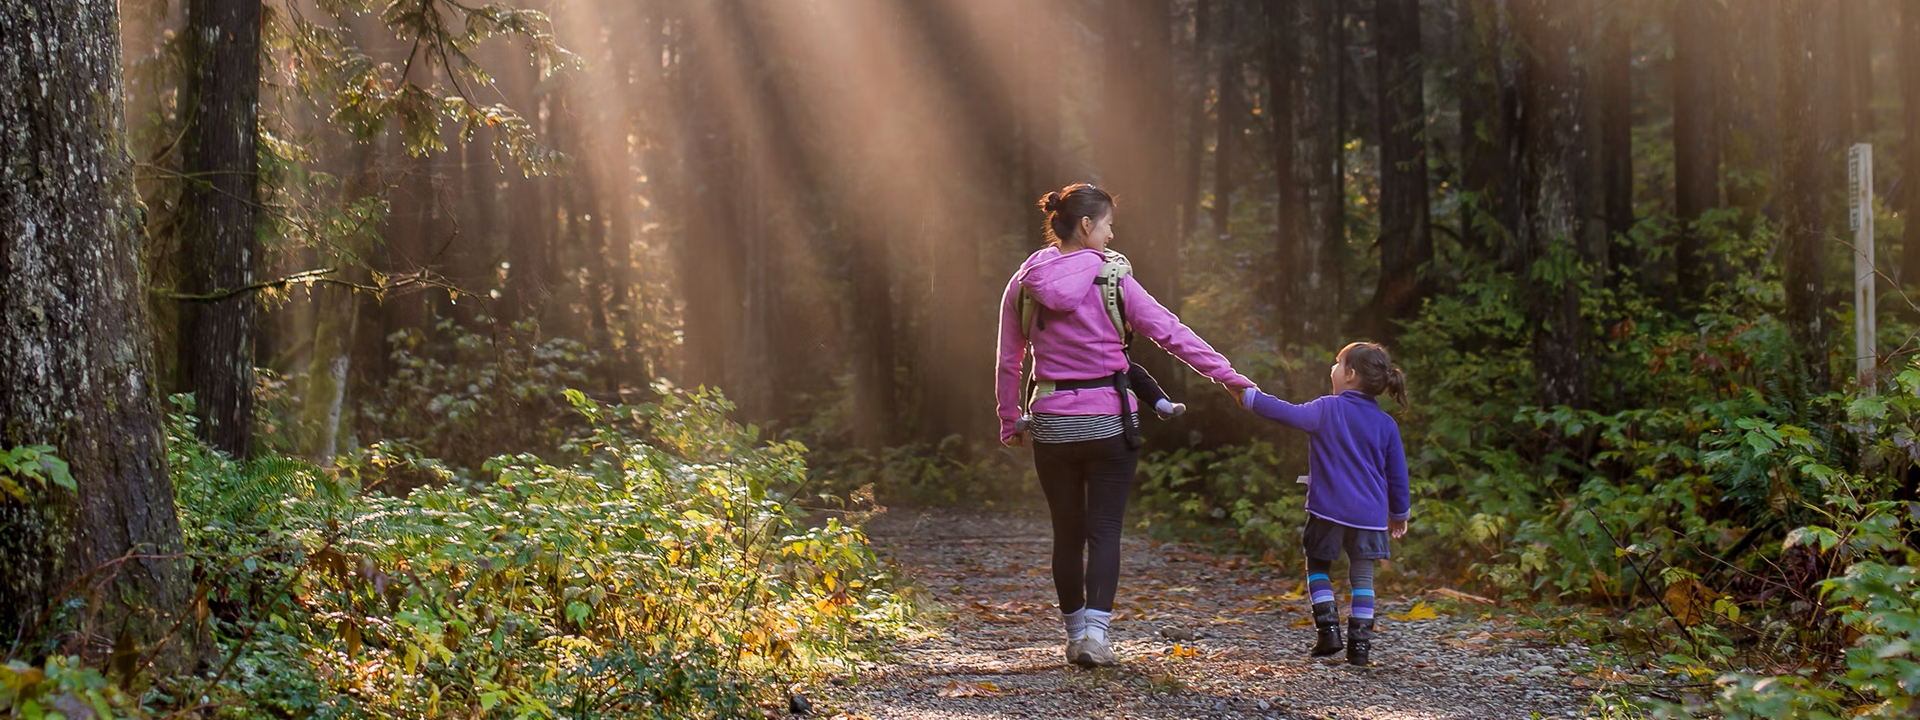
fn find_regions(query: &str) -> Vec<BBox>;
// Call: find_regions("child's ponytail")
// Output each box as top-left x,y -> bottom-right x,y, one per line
1384,365 -> 1408,409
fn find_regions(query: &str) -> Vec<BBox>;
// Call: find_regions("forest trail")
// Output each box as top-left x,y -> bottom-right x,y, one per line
821,510 -> 1599,720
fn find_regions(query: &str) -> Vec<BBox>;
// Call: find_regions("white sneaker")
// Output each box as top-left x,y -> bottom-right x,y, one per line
1064,639 -> 1085,665
1072,636 -> 1119,667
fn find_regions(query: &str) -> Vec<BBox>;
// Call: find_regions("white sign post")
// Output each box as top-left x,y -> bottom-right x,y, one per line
1849,143 -> 1876,393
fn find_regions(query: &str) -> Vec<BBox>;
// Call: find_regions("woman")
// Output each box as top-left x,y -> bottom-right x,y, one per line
995,182 -> 1253,667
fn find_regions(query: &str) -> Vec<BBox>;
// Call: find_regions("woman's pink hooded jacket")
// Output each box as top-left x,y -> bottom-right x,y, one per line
995,247 -> 1253,443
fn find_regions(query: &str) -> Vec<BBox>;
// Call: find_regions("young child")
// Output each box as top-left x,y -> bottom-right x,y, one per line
1014,362 -> 1186,433
1240,342 -> 1410,666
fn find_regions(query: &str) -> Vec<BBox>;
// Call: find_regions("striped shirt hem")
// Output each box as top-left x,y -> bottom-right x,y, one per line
1030,413 -> 1137,444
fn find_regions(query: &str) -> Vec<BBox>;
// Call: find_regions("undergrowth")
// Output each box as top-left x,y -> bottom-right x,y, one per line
3,385 -> 909,720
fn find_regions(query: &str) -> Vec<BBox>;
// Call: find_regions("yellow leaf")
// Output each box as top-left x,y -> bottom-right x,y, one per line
1167,644 -> 1199,658
1387,601 -> 1440,621
1662,578 -> 1712,626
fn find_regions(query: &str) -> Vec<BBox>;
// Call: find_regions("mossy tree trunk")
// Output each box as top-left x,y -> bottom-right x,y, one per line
1514,0 -> 1601,409
0,0 -> 189,667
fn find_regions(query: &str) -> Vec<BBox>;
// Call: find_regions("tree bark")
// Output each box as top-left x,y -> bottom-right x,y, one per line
1181,0 -> 1213,242
1021,1 -> 1062,244
1779,0 -> 1830,392
1212,0 -> 1240,240
1,0 -> 189,666
181,0 -> 262,458
1452,0 -> 1521,260
1514,0 -> 1600,409
1367,0 -> 1432,335
1595,0 -> 1636,283
1267,0 -> 1343,348
1904,1 -> 1920,287
1100,0 -> 1182,386
1673,0 -> 1723,305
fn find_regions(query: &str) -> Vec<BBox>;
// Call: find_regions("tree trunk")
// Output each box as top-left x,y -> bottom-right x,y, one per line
1267,0 -> 1342,348
1673,0 -> 1723,305
1021,1 -> 1062,243
1100,0 -> 1182,388
1181,0 -> 1213,242
1779,0 -> 1830,391
1721,0 -> 1779,257
1,0 -> 189,667
1514,0 -> 1600,409
181,0 -> 262,458
1212,0 -> 1240,240
302,143 -> 377,466
1452,0 -> 1521,260
1367,0 -> 1432,335
1595,0 -> 1636,283
1904,1 -> 1920,287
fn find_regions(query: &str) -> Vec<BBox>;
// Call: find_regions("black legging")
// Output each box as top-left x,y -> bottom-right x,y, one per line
1033,434 -> 1139,613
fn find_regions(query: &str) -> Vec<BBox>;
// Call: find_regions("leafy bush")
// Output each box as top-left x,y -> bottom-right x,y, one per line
1691,368 -> 1920,719
356,318 -> 602,474
4,385 -> 907,720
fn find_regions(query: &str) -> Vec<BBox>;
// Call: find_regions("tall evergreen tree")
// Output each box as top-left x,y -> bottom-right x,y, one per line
180,0 -> 264,458
1,0 -> 190,666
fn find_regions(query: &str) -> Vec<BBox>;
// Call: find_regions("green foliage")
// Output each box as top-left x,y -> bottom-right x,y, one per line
1694,369 -> 1920,719
14,385 -> 907,720
0,657 -> 140,720
356,318 -> 601,473
0,446 -> 74,502
270,0 -> 568,170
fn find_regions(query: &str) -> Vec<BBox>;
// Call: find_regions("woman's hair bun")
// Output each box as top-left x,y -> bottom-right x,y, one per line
1037,191 -> 1063,215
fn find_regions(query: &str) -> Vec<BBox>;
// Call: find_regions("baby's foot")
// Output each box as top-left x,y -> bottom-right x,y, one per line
1014,414 -> 1033,433
1154,399 -> 1187,420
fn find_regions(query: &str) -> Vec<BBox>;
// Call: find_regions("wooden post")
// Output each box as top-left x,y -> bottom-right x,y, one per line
1850,143 -> 1876,392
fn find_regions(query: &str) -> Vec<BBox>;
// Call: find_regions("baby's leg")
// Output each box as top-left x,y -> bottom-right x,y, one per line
1127,363 -> 1185,417
1127,363 -> 1168,405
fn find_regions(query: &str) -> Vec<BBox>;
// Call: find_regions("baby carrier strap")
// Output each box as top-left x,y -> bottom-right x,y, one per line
1017,250 -> 1141,448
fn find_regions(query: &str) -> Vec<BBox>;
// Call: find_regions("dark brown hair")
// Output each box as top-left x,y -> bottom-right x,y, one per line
1338,341 -> 1408,408
1036,182 -> 1115,246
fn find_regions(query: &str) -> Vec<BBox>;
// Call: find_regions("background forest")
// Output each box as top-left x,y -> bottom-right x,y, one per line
5,0 -> 1920,716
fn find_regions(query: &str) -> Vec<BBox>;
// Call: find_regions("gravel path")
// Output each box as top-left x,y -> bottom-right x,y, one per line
819,509 -> 1602,720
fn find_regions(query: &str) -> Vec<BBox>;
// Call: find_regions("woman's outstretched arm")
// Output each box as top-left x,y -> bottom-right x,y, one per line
1120,276 -> 1254,393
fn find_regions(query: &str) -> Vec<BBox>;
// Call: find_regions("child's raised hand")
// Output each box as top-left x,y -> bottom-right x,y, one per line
1389,518 -> 1408,539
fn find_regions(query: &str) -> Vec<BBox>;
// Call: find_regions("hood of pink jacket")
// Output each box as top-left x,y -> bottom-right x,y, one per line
1018,247 -> 1106,313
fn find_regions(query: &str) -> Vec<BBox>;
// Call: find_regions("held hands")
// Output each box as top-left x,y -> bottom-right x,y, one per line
1229,384 -> 1259,409
1004,432 -> 1028,448
1389,518 -> 1408,539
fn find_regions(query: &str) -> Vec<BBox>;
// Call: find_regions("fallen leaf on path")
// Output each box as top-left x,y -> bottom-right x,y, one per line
1289,616 -> 1315,627
1166,644 -> 1199,658
1388,601 -> 1440,621
935,680 -> 998,697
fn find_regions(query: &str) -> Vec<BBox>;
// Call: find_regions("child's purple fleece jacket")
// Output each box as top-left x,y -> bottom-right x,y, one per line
1242,388 -> 1411,531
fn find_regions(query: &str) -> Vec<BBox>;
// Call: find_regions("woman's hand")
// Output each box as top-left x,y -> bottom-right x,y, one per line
1389,519 -> 1408,539
1004,432 -> 1029,448
1229,384 -> 1257,409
